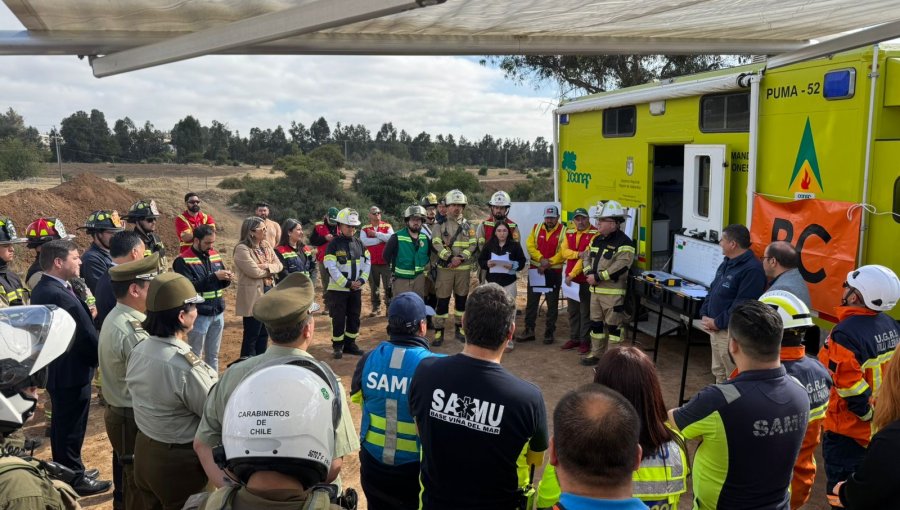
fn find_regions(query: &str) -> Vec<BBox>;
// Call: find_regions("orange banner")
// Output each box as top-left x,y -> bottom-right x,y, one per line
751,195 -> 861,321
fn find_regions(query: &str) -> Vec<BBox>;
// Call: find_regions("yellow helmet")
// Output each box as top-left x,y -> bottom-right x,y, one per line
445,189 -> 467,206
335,208 -> 361,227
420,193 -> 439,207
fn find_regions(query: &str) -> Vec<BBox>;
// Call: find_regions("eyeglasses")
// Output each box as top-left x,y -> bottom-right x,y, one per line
187,200 -> 201,205
252,227 -> 267,232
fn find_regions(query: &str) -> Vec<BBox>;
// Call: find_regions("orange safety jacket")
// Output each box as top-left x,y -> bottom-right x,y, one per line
819,306 -> 900,447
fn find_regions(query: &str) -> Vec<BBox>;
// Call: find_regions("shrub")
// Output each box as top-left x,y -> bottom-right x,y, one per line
115,175 -> 125,183
433,168 -> 482,196
478,166 -> 488,176
308,144 -> 345,170
218,176 -> 245,189
0,138 -> 44,181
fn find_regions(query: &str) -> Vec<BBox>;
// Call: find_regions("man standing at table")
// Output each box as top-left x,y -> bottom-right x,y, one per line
699,224 -> 766,383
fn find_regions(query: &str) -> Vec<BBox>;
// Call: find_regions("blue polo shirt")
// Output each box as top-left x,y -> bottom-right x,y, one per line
556,493 -> 646,510
673,366 -> 809,510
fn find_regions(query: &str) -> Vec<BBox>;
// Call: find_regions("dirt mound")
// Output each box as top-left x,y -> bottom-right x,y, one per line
2,173 -> 181,271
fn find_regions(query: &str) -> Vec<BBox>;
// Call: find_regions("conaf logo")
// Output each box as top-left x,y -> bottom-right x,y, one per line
562,151 -> 591,189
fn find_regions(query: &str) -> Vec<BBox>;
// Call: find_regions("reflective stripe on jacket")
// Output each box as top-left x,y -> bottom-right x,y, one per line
819,307 -> 900,446
350,338 -> 438,466
172,247 -> 229,316
526,223 -> 564,270
324,235 -> 370,291
583,229 -> 635,295
393,228 -> 430,279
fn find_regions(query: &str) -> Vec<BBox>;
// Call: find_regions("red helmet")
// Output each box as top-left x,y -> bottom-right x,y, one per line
25,218 -> 74,249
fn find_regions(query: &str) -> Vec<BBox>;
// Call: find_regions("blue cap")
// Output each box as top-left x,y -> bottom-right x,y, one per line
388,292 -> 435,328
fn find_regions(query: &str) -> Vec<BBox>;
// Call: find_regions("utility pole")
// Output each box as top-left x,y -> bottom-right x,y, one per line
53,127 -> 63,183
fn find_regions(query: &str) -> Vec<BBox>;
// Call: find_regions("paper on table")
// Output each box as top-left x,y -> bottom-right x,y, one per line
528,268 -> 546,287
489,253 -> 511,274
678,286 -> 708,299
562,279 -> 580,302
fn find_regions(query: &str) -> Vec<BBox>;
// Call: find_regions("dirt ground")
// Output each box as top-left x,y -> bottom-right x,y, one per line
4,166 -> 831,510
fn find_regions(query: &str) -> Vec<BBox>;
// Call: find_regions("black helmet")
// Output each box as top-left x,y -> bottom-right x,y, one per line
124,199 -> 160,222
79,210 -> 124,234
0,217 -> 25,245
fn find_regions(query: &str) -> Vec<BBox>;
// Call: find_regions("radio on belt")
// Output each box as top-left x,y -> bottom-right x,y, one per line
642,271 -> 682,287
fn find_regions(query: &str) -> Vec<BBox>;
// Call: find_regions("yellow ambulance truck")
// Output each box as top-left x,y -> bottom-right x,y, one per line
554,45 -> 899,320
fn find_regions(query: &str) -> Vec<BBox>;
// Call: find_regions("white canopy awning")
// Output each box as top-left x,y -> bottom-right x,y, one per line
3,0 -> 900,77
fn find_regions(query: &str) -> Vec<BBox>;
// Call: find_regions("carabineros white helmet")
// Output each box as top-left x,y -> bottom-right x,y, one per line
488,190 -> 511,207
0,306 -> 76,436
759,290 -> 814,330
335,208 -> 361,227
404,205 -> 427,220
846,265 -> 900,312
445,189 -> 467,206
595,200 -> 630,220
222,357 -> 341,486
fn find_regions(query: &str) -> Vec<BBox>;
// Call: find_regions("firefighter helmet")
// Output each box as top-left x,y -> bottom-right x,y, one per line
79,210 -> 124,234
124,199 -> 160,221
420,193 -> 439,208
335,208 -> 361,227
759,290 -> 814,330
445,189 -> 467,206
845,265 -> 900,312
488,190 -> 512,207
404,205 -> 427,220
24,218 -> 74,248
595,200 -> 630,220
0,217 -> 25,245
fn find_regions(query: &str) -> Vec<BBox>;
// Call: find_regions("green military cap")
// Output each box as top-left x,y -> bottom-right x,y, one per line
572,208 -> 589,218
253,272 -> 318,329
109,253 -> 160,282
146,272 -> 204,312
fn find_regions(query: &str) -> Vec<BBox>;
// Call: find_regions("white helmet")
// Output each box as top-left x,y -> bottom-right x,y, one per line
0,306 -> 75,436
335,208 -> 361,227
759,290 -> 814,330
846,265 -> 900,312
488,191 -> 512,208
222,357 -> 341,486
445,189 -> 467,206
594,200 -> 630,220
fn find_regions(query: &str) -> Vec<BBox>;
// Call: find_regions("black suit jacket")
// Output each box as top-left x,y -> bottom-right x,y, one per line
30,275 -> 99,390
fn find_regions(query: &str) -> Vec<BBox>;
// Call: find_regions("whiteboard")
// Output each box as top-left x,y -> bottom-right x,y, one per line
671,234 -> 724,287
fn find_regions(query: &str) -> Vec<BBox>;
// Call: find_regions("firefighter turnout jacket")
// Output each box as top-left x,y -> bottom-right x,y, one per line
0,263 -> 28,307
324,235 -> 370,292
582,229 -> 635,295
172,246 -> 229,316
819,306 -> 900,447
432,217 -> 476,271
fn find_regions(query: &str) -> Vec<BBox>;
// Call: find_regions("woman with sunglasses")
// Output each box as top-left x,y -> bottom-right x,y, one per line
233,216 -> 282,357
536,346 -> 689,509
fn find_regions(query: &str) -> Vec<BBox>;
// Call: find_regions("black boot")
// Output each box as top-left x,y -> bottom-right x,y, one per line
343,341 -> 365,356
332,343 -> 344,360
432,329 -> 444,347
455,324 -> 465,342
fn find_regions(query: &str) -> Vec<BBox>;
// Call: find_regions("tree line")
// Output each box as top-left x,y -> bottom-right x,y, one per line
1,107 -> 552,173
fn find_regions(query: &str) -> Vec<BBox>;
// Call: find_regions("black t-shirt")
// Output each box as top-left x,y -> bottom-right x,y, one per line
409,353 -> 548,510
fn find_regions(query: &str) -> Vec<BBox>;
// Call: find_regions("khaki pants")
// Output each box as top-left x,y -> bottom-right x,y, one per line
369,264 -> 392,311
709,328 -> 734,383
105,407 -> 144,510
435,268 -> 470,298
589,293 -> 626,357
392,274 -> 426,298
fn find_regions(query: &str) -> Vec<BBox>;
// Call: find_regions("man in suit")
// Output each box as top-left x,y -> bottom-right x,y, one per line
30,239 -> 112,496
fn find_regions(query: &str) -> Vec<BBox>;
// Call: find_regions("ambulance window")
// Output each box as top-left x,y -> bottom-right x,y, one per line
602,106 -> 636,137
696,156 -> 711,218
700,92 -> 750,132
894,176 -> 900,224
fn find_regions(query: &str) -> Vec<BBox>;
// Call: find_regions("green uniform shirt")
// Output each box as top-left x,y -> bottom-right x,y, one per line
126,335 -> 218,444
195,345 -> 359,456
0,455 -> 75,510
98,303 -> 149,408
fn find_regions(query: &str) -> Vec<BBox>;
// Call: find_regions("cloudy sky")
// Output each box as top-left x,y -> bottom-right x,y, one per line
0,5 -> 558,143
